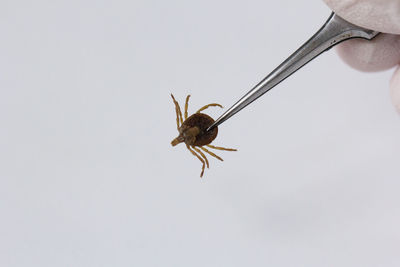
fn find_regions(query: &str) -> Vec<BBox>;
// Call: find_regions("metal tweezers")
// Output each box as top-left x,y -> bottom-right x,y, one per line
207,12 -> 379,131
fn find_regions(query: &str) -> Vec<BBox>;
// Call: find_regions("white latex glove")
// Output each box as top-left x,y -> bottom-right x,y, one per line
323,0 -> 400,113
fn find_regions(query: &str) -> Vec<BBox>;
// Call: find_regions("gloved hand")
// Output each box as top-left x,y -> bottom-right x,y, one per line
323,0 -> 400,113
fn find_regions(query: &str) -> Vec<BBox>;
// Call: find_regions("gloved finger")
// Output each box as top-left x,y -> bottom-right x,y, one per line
323,0 -> 400,34
335,33 -> 400,72
390,66 -> 400,113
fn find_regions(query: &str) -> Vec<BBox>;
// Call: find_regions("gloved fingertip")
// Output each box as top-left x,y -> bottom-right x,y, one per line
336,39 -> 378,72
335,34 -> 400,72
323,0 -> 400,34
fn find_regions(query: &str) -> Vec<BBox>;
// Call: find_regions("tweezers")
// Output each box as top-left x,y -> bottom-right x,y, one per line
207,12 -> 379,131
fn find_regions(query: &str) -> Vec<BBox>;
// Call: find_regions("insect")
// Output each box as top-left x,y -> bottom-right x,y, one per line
170,94 -> 237,177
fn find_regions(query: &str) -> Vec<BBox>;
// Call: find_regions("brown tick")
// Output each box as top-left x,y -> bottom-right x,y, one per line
170,94 -> 237,177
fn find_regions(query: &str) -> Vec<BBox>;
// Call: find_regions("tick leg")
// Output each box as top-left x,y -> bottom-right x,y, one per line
186,145 -> 205,177
171,94 -> 183,129
193,146 -> 209,168
196,103 -> 223,113
207,144 -> 237,152
184,95 -> 191,120
200,146 -> 223,161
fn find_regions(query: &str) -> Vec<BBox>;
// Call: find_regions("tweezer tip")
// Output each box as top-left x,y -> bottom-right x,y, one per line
206,123 -> 216,132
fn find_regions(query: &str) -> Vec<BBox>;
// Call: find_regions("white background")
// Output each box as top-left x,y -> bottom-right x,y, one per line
1,1 -> 400,266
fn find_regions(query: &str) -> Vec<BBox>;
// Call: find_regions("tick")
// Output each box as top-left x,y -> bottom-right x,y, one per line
170,94 -> 237,177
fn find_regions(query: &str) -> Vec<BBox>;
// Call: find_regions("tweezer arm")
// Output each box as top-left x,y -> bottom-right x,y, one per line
207,12 -> 379,131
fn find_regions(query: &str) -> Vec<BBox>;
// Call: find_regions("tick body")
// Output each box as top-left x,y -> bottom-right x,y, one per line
171,94 -> 237,177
